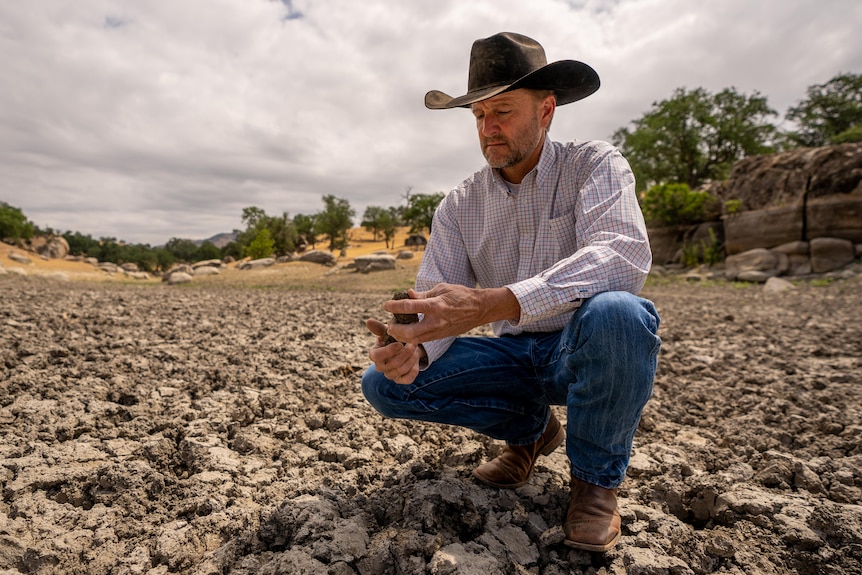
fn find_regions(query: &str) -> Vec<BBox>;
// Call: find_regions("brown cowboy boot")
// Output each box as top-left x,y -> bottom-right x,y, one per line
564,476 -> 621,551
472,413 -> 565,488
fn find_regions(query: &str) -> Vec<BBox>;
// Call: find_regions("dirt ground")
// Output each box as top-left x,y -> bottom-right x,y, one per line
0,265 -> 860,574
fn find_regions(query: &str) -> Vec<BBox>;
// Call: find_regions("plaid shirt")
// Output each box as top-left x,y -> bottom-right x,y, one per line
418,136 -> 651,366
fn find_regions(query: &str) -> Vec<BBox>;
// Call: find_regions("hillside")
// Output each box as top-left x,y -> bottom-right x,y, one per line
0,227 -> 425,291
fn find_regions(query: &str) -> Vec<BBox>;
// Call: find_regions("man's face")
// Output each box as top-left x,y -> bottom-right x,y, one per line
471,89 -> 554,181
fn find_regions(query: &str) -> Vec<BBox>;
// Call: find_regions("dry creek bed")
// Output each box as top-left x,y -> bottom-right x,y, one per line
0,274 -> 860,575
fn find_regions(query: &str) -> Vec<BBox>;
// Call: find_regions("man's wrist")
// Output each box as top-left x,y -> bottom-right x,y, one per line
480,287 -> 521,324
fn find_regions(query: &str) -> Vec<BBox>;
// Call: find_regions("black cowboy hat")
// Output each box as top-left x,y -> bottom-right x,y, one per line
425,32 -> 600,110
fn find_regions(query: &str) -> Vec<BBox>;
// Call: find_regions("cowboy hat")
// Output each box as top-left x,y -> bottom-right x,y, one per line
425,32 -> 600,110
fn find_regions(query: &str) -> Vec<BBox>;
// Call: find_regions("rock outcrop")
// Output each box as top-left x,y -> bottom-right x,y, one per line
721,143 -> 862,254
648,144 -> 862,277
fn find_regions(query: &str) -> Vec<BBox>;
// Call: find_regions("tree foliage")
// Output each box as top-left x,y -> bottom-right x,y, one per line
292,213 -> 317,248
315,195 -> 356,251
361,206 -> 401,249
640,183 -> 717,227
613,87 -> 778,191
786,72 -> 862,147
246,228 -> 275,259
402,192 -> 444,234
235,206 -> 298,257
0,202 -> 35,242
165,238 -> 200,263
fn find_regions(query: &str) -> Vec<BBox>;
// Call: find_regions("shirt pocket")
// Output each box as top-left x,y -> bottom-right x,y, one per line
547,210 -> 578,263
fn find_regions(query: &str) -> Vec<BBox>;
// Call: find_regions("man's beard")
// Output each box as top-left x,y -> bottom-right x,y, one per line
481,120 -> 543,170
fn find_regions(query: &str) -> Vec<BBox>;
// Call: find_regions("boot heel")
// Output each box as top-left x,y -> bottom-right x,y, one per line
540,425 -> 565,456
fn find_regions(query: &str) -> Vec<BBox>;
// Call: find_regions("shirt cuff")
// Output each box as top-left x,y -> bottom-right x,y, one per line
507,277 -> 582,325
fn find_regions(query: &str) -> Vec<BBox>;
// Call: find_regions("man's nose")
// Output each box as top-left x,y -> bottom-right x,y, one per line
480,115 -> 500,135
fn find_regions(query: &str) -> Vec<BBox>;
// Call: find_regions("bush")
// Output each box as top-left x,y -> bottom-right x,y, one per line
641,183 -> 716,227
681,228 -> 724,267
832,124 -> 862,144
0,202 -> 35,242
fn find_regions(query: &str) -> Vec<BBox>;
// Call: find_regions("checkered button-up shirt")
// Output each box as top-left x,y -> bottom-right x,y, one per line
419,136 -> 651,366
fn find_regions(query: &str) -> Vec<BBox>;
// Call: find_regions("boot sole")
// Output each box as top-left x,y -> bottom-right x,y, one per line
563,530 -> 621,552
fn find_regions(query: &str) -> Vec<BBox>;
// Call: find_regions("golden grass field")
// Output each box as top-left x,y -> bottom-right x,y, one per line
0,227 -> 424,293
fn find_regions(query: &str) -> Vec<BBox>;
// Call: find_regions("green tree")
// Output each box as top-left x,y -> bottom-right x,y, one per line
613,87 -> 778,191
236,206 -> 297,257
315,195 -> 355,251
361,206 -> 389,241
154,247 -> 176,271
246,228 -> 275,259
268,212 -> 298,256
293,213 -> 318,248
381,207 -> 400,249
402,192 -> 445,234
165,237 -> 200,263
196,241 -> 222,261
63,231 -> 99,256
221,241 -> 243,260
786,72 -> 862,147
0,202 -> 35,242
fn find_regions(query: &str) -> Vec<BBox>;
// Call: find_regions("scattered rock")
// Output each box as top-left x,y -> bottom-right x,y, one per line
354,254 -> 396,273
299,250 -> 336,266
167,271 -> 193,284
238,258 -> 275,270
763,276 -> 795,293
7,252 -> 32,265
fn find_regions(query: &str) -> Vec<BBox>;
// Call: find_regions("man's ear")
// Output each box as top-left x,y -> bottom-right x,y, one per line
541,95 -> 556,129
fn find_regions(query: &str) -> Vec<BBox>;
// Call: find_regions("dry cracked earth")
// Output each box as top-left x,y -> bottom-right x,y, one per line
0,273 -> 860,575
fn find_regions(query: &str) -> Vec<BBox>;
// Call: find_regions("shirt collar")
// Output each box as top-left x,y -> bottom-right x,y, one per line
491,133 -> 557,193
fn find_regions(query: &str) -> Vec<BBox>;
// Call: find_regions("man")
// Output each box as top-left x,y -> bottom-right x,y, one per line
361,32 -> 661,552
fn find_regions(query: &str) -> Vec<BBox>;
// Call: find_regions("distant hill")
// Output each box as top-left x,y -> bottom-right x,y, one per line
194,232 -> 236,248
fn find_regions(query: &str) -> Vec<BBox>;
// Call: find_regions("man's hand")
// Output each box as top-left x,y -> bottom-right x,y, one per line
366,318 -> 425,385
382,283 -> 520,344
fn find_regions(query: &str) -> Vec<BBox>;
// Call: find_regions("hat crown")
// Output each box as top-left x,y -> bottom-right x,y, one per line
468,32 -> 548,93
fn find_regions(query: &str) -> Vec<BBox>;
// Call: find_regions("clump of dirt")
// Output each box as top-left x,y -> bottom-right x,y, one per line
383,291 -> 420,345
0,274 -> 860,575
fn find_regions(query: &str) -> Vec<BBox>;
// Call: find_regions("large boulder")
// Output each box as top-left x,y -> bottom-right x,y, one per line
238,258 -> 275,270
299,250 -> 336,266
810,237 -> 855,273
725,249 -> 780,282
405,234 -> 427,250
354,254 -> 396,273
723,205 -> 804,255
37,236 -> 70,259
192,259 -> 225,270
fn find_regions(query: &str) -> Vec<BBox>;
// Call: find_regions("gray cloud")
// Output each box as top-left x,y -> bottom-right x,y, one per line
0,0 -> 860,245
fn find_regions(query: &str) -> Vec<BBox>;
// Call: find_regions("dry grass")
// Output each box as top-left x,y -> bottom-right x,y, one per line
0,228 -> 424,293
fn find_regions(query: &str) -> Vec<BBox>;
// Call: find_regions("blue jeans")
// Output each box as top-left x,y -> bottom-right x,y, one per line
361,291 -> 661,489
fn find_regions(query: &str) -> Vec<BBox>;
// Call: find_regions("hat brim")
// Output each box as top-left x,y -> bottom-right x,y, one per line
425,60 -> 600,110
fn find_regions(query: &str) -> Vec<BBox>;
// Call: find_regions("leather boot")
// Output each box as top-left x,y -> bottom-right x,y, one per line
472,413 -> 565,488
564,476 -> 621,552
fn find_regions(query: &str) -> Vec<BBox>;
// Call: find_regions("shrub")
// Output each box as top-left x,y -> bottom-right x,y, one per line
681,228 -> 724,268
640,183 -> 716,227
724,199 -> 743,215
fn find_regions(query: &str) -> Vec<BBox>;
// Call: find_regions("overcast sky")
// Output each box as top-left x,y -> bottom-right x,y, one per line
1,0 -> 860,246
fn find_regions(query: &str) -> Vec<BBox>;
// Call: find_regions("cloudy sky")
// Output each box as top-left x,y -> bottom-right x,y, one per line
1,0 -> 860,246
